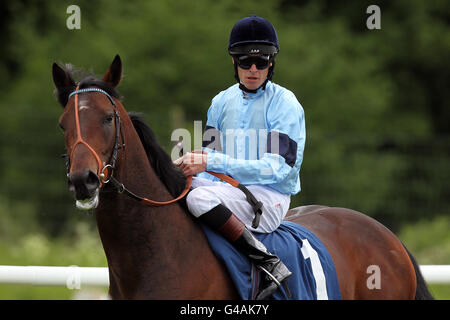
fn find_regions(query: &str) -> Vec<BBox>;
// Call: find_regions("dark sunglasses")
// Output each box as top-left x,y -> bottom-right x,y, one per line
235,55 -> 271,70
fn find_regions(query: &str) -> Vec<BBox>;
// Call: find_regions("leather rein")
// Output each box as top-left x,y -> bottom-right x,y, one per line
67,86 -> 263,227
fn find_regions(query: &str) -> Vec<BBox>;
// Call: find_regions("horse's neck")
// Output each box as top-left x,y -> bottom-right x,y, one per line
94,115 -> 227,299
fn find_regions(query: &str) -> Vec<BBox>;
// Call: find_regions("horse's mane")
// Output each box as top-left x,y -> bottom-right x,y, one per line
128,113 -> 188,205
54,64 -> 121,106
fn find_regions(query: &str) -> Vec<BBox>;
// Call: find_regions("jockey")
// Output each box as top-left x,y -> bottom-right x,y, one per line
174,15 -> 306,299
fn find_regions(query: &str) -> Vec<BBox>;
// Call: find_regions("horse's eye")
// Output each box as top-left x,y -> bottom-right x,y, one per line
104,114 -> 114,124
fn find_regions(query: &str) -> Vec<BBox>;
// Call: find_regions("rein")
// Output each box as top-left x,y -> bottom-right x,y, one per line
109,175 -> 192,206
108,172 -> 234,206
67,86 -> 263,227
109,171 -> 262,228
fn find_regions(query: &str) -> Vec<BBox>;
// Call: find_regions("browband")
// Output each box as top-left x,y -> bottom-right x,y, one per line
69,88 -> 116,106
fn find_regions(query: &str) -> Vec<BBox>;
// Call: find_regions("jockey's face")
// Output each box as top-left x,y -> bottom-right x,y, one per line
235,55 -> 272,91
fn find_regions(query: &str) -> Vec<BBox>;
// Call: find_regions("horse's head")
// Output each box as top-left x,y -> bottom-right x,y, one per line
53,55 -> 123,210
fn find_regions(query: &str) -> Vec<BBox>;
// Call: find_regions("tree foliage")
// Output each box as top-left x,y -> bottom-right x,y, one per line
0,0 -> 448,237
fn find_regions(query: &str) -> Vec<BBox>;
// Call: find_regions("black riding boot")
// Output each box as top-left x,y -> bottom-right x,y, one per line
199,204 -> 292,300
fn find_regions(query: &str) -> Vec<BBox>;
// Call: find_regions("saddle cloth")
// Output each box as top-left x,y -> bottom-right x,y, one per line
200,221 -> 342,300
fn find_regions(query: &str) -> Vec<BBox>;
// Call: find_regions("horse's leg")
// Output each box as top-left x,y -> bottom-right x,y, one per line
289,208 -> 417,299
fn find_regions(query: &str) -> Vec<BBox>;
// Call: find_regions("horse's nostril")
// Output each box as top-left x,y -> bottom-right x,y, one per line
67,169 -> 100,200
86,170 -> 100,187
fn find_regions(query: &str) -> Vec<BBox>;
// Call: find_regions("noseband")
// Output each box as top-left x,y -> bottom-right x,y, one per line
67,86 -> 122,187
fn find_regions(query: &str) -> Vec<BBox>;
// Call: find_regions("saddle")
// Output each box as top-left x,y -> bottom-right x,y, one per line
200,217 -> 342,300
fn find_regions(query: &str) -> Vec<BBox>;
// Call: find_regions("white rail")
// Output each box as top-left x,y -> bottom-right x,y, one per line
419,265 -> 450,284
0,265 -> 449,289
0,265 -> 109,289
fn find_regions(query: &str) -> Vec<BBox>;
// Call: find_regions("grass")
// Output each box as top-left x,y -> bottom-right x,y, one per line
427,284 -> 450,299
399,215 -> 450,300
0,222 -> 108,300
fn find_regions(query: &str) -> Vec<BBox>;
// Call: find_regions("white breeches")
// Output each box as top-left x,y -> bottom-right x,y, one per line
186,177 -> 291,233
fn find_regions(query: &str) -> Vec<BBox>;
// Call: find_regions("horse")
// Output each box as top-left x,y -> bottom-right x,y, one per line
52,55 -> 433,300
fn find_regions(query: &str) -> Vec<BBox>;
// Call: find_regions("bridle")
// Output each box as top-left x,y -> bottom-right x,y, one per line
66,85 -> 192,206
67,86 -> 121,187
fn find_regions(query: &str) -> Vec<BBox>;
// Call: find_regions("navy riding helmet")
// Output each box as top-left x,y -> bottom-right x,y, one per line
228,15 -> 279,91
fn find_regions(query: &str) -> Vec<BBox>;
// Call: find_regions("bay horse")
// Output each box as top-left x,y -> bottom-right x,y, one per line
52,55 -> 433,299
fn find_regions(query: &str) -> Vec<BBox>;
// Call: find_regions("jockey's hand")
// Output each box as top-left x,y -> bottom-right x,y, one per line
173,150 -> 207,176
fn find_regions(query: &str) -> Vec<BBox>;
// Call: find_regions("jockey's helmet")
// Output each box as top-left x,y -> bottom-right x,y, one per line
228,15 -> 279,90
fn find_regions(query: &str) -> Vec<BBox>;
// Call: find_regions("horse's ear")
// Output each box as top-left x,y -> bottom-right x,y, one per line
52,62 -> 76,107
52,62 -> 75,91
102,54 -> 122,88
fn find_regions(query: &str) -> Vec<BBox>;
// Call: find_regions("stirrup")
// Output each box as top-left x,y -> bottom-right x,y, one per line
256,265 -> 292,299
257,265 -> 281,287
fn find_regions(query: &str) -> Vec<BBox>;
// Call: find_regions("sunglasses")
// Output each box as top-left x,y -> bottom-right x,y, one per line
235,55 -> 272,70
